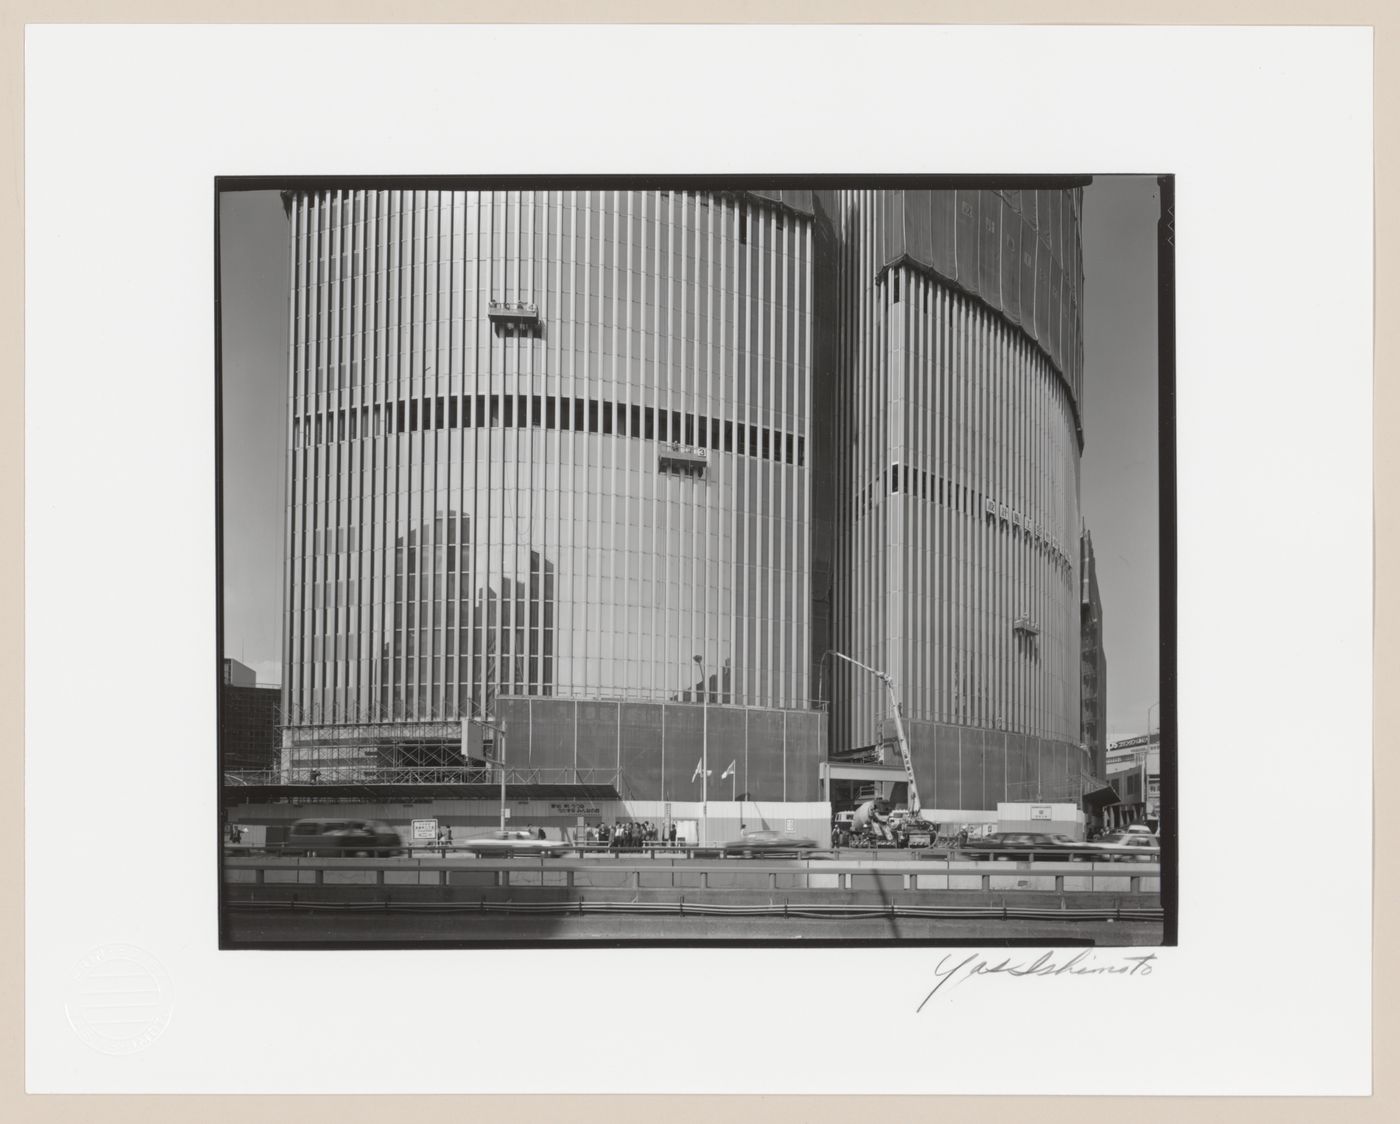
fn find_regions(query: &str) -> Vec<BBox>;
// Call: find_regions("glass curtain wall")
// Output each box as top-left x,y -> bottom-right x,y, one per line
282,189 -> 814,734
823,188 -> 1085,756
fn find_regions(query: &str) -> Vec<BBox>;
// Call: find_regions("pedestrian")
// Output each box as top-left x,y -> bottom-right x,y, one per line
669,822 -> 677,845
537,825 -> 546,841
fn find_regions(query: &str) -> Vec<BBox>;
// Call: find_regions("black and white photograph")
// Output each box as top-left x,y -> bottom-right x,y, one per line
22,18 -> 1374,1099
217,177 -> 1170,948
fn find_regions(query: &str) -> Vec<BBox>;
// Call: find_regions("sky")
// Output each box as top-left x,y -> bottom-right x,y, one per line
218,190 -> 288,688
218,180 -> 1161,743
1078,178 -> 1162,741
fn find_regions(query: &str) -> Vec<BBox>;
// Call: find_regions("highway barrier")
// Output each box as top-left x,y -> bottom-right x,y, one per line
224,896 -> 1163,923
224,855 -> 1162,927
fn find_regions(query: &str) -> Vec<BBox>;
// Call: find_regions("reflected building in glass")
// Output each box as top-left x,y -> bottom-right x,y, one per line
280,188 -> 822,800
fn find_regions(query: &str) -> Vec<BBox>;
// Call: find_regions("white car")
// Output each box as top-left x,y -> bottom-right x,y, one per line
1090,830 -> 1161,862
458,829 -> 572,858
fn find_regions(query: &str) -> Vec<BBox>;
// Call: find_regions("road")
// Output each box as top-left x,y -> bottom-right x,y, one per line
222,852 -> 1164,946
224,903 -> 1163,945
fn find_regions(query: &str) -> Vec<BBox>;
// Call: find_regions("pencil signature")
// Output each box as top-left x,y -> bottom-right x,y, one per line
916,951 -> 1158,1012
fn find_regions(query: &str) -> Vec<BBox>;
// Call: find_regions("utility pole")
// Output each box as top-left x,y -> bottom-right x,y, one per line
464,715 -> 508,830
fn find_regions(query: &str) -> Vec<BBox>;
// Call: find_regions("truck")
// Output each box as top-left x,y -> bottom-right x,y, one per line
828,650 -> 939,849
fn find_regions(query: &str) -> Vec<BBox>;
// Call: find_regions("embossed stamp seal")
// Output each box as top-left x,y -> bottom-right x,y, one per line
65,944 -> 173,1055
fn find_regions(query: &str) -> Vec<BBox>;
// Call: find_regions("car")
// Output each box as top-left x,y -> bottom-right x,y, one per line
458,829 -> 573,858
1088,830 -> 1161,862
720,830 -> 819,858
956,831 -> 1086,861
282,818 -> 405,857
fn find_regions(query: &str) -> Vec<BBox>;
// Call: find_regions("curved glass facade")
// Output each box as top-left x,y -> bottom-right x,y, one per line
815,188 -> 1088,805
282,189 -> 814,738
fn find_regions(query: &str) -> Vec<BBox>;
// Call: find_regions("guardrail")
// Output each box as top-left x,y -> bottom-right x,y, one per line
226,840 -> 1162,865
223,854 -> 1162,895
226,898 -> 1164,923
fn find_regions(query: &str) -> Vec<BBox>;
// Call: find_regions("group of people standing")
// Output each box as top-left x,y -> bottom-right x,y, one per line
587,821 -> 677,849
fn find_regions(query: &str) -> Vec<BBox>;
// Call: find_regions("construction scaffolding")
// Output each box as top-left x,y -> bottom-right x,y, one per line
282,720 -> 464,748
223,765 -> 623,788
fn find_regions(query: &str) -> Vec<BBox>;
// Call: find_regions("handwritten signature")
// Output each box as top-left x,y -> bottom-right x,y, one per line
917,951 -> 1158,1012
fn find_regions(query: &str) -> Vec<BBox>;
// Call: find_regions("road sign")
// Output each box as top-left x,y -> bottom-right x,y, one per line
503,808 -> 511,820
785,818 -> 794,833
411,818 -> 438,841
461,720 -> 483,758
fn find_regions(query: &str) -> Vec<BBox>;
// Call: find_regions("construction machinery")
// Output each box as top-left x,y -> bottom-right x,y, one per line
826,650 -> 939,849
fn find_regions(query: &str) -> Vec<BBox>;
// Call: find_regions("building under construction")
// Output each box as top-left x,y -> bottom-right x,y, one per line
224,182 -> 1110,821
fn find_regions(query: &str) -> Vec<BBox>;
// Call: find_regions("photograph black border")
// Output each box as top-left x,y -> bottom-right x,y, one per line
213,172 -> 1176,952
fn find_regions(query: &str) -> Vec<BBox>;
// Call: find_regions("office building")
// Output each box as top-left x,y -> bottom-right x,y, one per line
220,658 -> 281,772
1081,526 -> 1108,779
279,187 -> 822,800
276,184 -> 1093,812
813,187 -> 1093,809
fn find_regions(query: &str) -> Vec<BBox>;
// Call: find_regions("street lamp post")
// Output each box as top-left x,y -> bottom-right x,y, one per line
468,716 -> 508,830
498,728 -> 507,831
693,654 -> 709,845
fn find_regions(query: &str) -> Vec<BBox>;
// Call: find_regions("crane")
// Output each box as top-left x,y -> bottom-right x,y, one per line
825,649 -> 924,827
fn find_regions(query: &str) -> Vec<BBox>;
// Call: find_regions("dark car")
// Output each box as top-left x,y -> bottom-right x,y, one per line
956,831 -> 1085,862
720,830 -> 819,858
282,818 -> 405,857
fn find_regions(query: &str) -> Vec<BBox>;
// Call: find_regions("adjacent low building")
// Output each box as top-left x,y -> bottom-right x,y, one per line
1104,733 -> 1160,830
220,658 -> 281,772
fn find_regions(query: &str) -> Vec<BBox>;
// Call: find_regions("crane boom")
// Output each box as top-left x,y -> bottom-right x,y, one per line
826,650 -> 922,816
